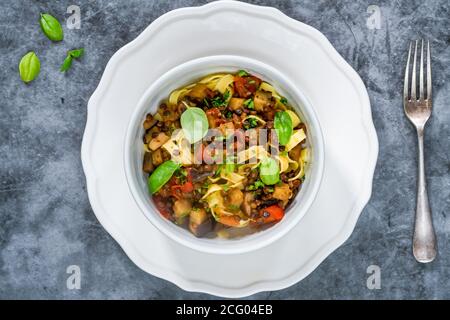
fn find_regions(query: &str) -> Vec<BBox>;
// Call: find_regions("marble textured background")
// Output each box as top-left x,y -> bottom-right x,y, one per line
0,0 -> 449,299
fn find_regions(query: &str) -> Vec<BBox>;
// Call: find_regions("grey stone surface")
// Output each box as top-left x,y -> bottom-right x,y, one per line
0,0 -> 449,299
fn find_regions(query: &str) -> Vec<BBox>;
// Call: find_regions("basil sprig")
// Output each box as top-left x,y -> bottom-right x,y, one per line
60,48 -> 84,72
39,13 -> 63,41
259,157 -> 280,185
180,107 -> 209,144
19,52 -> 40,83
148,160 -> 180,194
274,111 -> 293,146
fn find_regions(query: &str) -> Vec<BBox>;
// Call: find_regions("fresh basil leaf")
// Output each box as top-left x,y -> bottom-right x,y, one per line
259,157 -> 280,185
69,48 -> 84,58
39,13 -> 63,41
60,48 -> 84,72
274,111 -> 293,146
19,51 -> 40,83
60,55 -> 73,72
148,160 -> 180,194
181,107 -> 209,144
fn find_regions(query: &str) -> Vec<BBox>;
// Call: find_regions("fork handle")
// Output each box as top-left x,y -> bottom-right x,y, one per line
412,128 -> 437,263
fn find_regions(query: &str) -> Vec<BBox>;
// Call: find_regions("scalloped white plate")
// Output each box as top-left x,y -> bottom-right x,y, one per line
81,0 -> 378,297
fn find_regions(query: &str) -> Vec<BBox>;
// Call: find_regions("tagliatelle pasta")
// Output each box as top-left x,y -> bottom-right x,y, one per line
141,69 -> 310,238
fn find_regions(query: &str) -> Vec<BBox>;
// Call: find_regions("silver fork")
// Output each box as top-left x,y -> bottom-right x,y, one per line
403,40 -> 437,263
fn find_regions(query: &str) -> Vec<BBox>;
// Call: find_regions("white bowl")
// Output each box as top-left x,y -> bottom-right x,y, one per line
124,55 -> 324,255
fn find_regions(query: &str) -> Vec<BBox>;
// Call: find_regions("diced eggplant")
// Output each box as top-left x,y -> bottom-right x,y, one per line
143,152 -> 154,173
143,114 -> 157,130
273,183 -> 292,202
253,90 -> 272,111
227,188 -> 244,208
189,208 -> 212,237
242,192 -> 254,216
151,148 -> 163,166
148,132 -> 170,151
144,132 -> 153,144
190,219 -> 212,237
190,208 -> 208,225
173,199 -> 192,218
228,97 -> 245,110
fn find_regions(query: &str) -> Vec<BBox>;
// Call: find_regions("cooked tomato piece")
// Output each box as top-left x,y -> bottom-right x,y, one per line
233,75 -> 262,98
259,205 -> 284,223
206,108 -> 225,128
180,181 -> 193,193
234,76 -> 250,98
245,76 -> 262,93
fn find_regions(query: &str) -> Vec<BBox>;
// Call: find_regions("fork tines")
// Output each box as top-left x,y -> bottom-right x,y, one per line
404,40 -> 432,102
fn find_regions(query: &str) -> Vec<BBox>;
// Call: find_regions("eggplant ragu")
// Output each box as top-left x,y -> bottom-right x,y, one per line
142,70 -> 309,238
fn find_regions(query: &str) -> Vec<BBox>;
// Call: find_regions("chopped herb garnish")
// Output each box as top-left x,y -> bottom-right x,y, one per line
237,70 -> 248,77
248,180 -> 265,190
244,117 -> 258,129
224,109 -> 233,119
203,98 -> 211,108
243,99 -> 255,110
211,90 -> 230,108
280,97 -> 288,105
211,97 -> 222,108
223,90 -> 230,101
174,168 -> 188,184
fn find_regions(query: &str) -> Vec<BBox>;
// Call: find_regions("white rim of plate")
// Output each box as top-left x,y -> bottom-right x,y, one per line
81,0 -> 379,297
